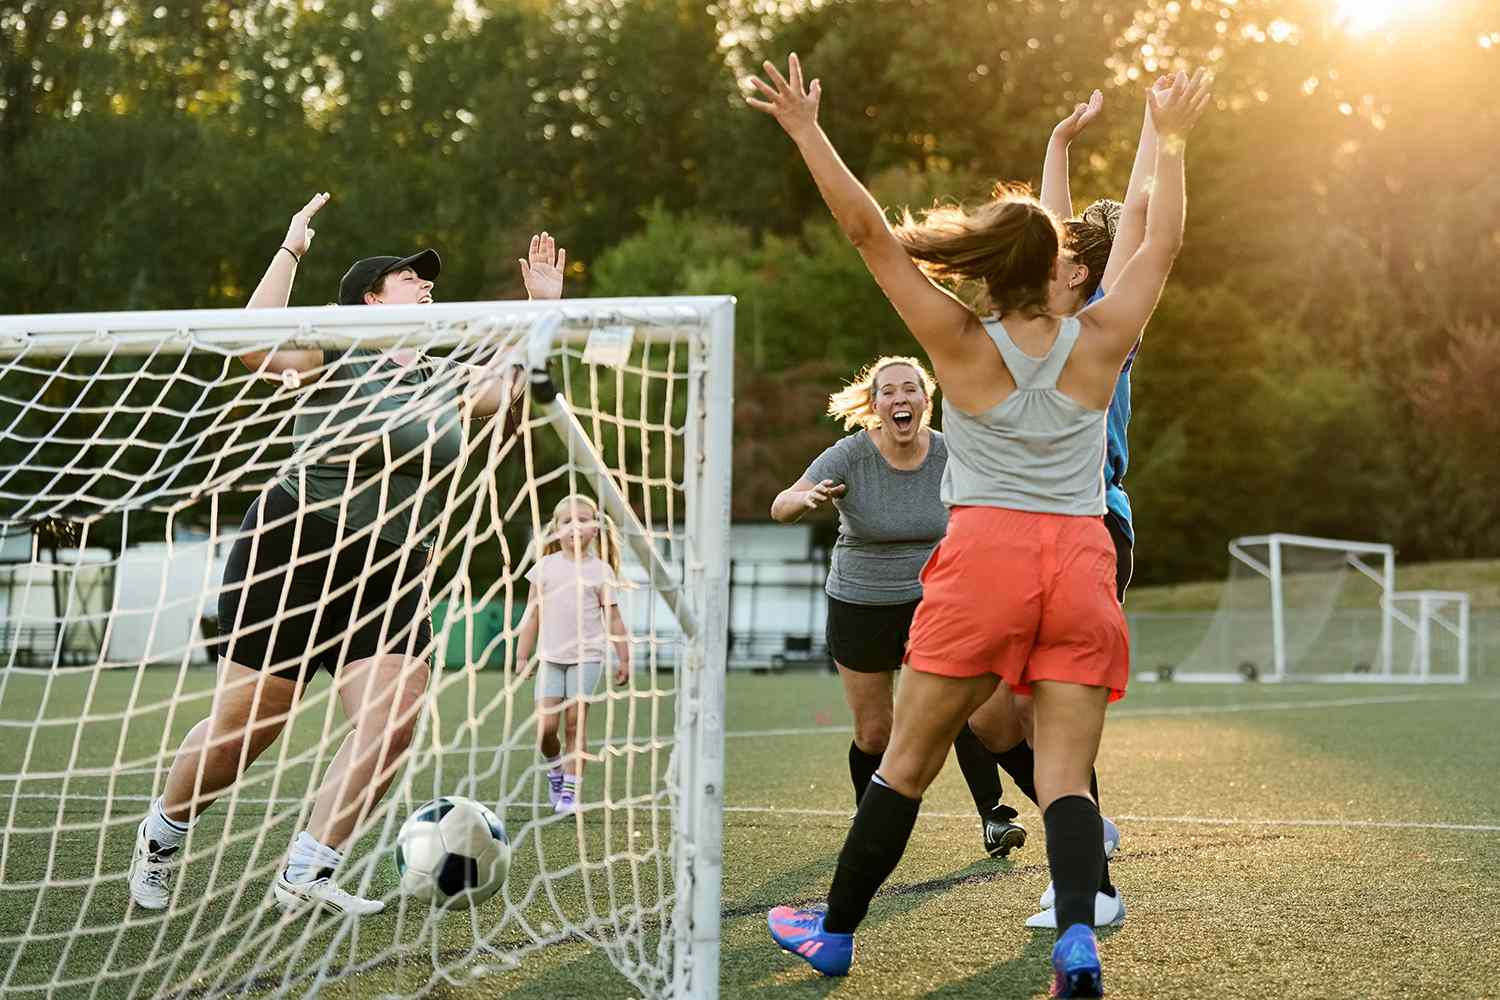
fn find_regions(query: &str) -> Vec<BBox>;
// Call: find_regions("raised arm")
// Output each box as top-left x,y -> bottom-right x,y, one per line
1040,89 -> 1102,220
1079,70 -> 1212,366
458,233 -> 567,419
746,55 -> 975,367
518,232 -> 566,301
240,192 -> 330,377
1100,77 -> 1171,293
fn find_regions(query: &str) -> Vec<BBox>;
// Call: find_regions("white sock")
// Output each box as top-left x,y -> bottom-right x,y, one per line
544,754 -> 563,777
145,798 -> 190,851
283,831 -> 343,884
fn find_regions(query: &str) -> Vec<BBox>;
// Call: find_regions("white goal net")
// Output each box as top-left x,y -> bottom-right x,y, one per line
0,297 -> 733,999
1165,534 -> 1396,682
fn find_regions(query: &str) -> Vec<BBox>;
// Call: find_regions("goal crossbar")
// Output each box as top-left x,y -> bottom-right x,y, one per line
0,298 -> 734,357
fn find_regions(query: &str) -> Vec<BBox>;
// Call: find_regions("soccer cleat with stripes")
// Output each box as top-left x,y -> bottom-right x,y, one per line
273,869 -> 385,916
547,771 -> 565,809
1040,816 -> 1120,910
127,819 -> 179,911
983,804 -> 1027,858
1051,923 -> 1104,998
767,905 -> 853,976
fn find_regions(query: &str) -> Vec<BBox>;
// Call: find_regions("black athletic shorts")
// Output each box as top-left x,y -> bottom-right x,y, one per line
825,595 -> 921,673
217,484 -> 432,680
1104,510 -> 1134,604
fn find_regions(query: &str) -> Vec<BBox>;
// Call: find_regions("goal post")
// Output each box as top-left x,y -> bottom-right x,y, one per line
0,296 -> 734,1000
1164,534 -> 1395,683
1248,533 -> 1395,681
1387,591 -> 1470,684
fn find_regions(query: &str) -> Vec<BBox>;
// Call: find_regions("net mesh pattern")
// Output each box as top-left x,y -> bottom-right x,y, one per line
0,301 -> 724,999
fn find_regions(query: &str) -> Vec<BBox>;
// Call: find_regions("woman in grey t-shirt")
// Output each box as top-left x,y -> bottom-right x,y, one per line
771,356 -> 1026,858
127,193 -> 566,919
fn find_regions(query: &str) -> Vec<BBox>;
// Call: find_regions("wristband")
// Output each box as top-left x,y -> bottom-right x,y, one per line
278,245 -> 301,264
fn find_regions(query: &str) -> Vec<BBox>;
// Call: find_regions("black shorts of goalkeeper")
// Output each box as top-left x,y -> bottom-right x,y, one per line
217,482 -> 438,679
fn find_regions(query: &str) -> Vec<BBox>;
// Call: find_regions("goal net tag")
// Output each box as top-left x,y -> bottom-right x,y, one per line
582,324 -> 635,367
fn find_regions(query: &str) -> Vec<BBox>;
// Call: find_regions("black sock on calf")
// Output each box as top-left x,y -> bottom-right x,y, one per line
1043,795 -> 1106,933
848,742 -> 883,806
1089,769 -> 1113,894
992,739 -> 1039,806
825,777 -> 921,934
952,724 -> 1003,816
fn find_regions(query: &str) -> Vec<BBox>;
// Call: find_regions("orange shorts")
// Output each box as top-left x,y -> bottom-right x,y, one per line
905,506 -> 1129,701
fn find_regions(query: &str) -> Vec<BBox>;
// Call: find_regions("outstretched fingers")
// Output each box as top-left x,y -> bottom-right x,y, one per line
762,58 -> 791,93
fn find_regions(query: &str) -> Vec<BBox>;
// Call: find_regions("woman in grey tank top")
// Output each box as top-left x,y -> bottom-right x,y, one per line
749,55 -> 1212,993
127,193 -> 568,919
771,356 -> 1027,860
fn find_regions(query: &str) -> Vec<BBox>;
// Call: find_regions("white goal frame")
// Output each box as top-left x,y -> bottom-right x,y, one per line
1232,533 -> 1395,682
0,296 -> 734,1000
1387,590 -> 1470,684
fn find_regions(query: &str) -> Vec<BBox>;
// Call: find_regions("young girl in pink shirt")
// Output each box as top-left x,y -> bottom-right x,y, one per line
516,495 -> 632,814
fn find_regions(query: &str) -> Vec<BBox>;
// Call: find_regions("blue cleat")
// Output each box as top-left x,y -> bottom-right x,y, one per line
767,905 -> 854,977
1051,923 -> 1104,997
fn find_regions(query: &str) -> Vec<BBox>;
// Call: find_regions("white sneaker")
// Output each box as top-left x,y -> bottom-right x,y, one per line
1039,816 -> 1120,910
1025,889 -> 1126,929
554,790 -> 578,816
547,772 -> 565,809
273,872 -> 385,916
127,818 -> 180,910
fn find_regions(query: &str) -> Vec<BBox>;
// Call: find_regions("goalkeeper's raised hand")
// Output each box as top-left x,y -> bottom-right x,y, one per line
281,191 -> 330,260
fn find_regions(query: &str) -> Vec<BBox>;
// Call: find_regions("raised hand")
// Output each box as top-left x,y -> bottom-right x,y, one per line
519,232 -> 567,300
1148,69 -> 1213,139
801,479 -> 847,513
282,192 -> 329,258
1053,89 -> 1103,144
745,53 -> 822,138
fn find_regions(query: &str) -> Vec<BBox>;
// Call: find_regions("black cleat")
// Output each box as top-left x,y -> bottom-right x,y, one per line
982,804 -> 1027,859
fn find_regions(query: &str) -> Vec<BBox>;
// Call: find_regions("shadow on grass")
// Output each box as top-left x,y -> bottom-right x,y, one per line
718,857 -> 1029,1000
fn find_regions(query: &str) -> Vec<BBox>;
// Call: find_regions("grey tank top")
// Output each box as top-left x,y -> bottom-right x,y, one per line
939,316 -> 1108,516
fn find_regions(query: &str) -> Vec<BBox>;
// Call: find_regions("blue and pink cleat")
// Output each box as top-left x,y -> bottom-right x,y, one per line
1051,923 -> 1104,997
767,905 -> 854,977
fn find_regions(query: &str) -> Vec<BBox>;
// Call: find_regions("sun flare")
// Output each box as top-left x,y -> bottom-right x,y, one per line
1333,0 -> 1442,34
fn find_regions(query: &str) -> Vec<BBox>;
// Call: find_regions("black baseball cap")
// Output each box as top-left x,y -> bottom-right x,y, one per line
337,249 -> 442,305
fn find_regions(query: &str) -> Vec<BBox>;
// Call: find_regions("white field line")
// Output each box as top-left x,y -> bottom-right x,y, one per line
4,791 -> 1498,835
5,690 -> 1495,784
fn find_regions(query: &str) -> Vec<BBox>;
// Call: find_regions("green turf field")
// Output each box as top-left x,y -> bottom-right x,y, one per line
2,667 -> 1498,1000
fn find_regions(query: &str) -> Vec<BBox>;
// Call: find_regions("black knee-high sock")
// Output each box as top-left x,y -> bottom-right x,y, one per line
952,724 -> 1003,816
1044,795 -> 1105,933
848,742 -> 883,806
1088,771 -> 1115,896
825,777 -> 921,933
994,741 -> 1105,821
992,739 -> 1038,806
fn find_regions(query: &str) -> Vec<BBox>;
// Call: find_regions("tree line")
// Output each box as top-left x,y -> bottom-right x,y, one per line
3,0 -> 1497,585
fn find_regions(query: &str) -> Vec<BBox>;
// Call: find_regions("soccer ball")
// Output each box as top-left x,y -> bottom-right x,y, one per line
395,795 -> 511,909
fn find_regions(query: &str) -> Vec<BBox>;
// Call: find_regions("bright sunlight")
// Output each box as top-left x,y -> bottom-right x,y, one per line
1333,0 -> 1445,33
